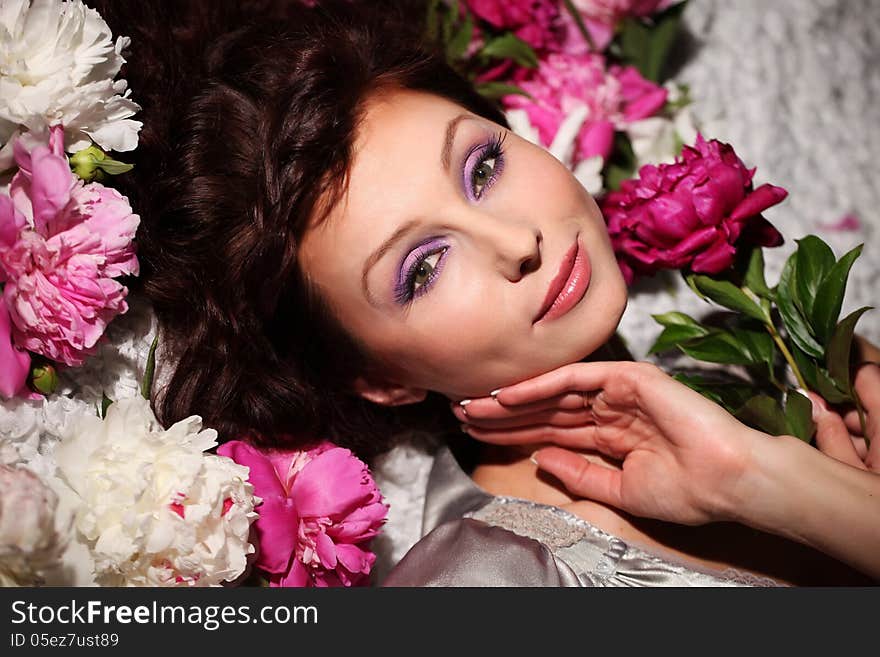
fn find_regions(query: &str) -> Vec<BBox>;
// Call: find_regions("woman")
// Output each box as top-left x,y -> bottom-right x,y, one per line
95,0 -> 880,585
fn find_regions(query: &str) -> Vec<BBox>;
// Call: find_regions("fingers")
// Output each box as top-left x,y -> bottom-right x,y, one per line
809,393 -> 866,470
491,362 -> 618,406
853,363 -> 880,416
452,391 -> 588,423
531,447 -> 623,509
457,407 -> 595,431
463,422 -> 602,451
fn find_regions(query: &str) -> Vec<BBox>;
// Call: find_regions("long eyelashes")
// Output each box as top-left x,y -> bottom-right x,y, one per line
464,130 -> 507,201
393,132 -> 507,305
393,242 -> 449,304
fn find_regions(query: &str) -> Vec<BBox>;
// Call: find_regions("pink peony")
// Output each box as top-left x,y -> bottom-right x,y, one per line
573,0 -> 672,23
466,0 -> 566,52
0,301 -> 30,399
601,135 -> 786,284
218,440 -> 388,587
504,52 -> 667,163
0,126 -> 139,366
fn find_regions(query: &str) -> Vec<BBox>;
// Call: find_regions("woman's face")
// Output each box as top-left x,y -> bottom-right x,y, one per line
299,88 -> 627,402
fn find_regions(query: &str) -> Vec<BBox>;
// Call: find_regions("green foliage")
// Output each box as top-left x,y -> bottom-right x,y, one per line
480,33 -> 538,69
602,132 -> 637,191
141,334 -> 159,400
653,235 -> 868,446
612,1 -> 688,83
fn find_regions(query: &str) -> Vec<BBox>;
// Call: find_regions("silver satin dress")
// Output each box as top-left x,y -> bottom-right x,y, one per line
383,447 -> 782,587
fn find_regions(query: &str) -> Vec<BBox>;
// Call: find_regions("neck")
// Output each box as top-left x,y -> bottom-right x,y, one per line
468,332 -> 631,505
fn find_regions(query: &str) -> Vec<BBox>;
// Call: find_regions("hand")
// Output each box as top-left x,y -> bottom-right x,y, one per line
811,362 -> 880,472
452,361 -> 765,526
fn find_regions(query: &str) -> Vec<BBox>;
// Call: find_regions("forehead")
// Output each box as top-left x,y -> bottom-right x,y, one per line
310,89 -> 469,240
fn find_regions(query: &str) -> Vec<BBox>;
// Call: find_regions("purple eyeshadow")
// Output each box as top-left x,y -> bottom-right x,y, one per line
392,237 -> 450,304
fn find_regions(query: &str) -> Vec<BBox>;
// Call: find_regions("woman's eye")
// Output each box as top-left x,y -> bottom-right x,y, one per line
472,157 -> 496,199
412,251 -> 443,293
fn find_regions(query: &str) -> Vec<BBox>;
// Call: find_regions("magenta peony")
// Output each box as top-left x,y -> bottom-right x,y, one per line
0,127 -> 139,366
601,134 -> 786,284
504,52 -> 667,164
218,440 -> 388,587
465,0 -> 565,52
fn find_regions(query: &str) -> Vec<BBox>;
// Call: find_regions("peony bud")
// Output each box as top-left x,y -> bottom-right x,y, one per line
69,145 -> 133,182
30,363 -> 58,395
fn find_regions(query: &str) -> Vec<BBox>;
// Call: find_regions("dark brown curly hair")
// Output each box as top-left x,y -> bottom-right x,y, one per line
89,0 -> 507,458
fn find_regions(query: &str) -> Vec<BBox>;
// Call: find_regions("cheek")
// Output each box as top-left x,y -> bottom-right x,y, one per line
382,271 -> 519,386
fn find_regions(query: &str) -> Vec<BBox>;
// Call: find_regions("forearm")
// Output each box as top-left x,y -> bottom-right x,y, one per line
726,431 -> 880,580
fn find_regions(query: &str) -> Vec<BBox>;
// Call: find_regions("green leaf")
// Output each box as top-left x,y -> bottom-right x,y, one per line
649,324 -> 709,354
826,306 -> 873,394
480,33 -> 538,68
617,1 -> 687,82
100,392 -> 113,419
425,0 -> 442,42
791,344 -> 849,403
474,82 -> 531,101
678,331 -> 755,366
96,158 -> 134,176
736,395 -> 788,436
776,252 -> 824,358
689,275 -> 766,322
445,13 -> 473,62
811,244 -> 864,346
604,164 -> 634,192
784,389 -> 815,442
602,132 -> 637,191
743,247 -> 773,300
683,272 -> 708,301
793,236 -> 835,318
651,311 -> 705,329
674,373 -> 756,415
141,334 -> 159,400
440,0 -> 458,46
730,327 -> 776,373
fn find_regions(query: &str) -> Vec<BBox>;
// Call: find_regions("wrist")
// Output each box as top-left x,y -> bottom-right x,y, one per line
717,429 -> 804,530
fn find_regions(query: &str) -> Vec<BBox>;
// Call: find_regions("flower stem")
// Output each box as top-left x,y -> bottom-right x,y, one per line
766,320 -> 808,391
562,0 -> 597,51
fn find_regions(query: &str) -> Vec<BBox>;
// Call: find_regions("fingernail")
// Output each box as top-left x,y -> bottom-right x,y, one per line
460,423 -> 470,434
529,451 -> 539,467
459,399 -> 472,407
800,389 -> 823,421
489,388 -> 502,400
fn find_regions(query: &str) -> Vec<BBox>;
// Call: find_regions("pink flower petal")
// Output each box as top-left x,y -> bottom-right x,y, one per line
730,184 -> 788,221
251,496 -> 300,575
292,447 -> 376,518
218,441 -> 287,499
0,302 -> 30,399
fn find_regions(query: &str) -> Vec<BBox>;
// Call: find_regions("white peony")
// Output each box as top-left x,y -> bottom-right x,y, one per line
625,83 -> 699,169
0,0 -> 142,163
0,464 -> 67,585
54,395 -> 258,587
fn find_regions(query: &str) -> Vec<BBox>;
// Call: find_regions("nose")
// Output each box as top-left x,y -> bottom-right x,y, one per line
459,210 -> 543,282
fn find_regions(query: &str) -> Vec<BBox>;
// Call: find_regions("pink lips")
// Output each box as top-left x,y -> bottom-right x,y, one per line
534,239 -> 591,324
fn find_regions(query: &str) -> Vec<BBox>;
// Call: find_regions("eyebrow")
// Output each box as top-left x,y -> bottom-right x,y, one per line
441,113 -> 470,171
360,113 -> 470,304
361,218 -> 420,305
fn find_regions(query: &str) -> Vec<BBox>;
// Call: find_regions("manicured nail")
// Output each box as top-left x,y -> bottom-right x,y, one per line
529,451 -> 539,467
489,388 -> 502,399
459,399 -> 472,407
